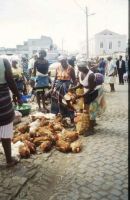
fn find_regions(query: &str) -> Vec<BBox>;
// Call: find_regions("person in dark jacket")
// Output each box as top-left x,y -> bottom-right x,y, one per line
0,57 -> 22,167
116,55 -> 126,85
98,58 -> 106,76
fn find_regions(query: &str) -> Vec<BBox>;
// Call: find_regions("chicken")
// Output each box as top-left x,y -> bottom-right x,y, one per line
51,122 -> 63,132
70,141 -> 82,153
37,127 -> 53,137
40,118 -> 49,127
17,124 -> 29,134
12,135 -> 22,144
24,140 -> 36,154
57,133 -> 63,140
56,139 -> 71,153
50,134 -> 59,144
13,133 -> 30,143
64,91 -> 76,101
63,130 -> 79,143
40,140 -> 52,152
53,113 -> 63,123
19,144 -> 30,158
62,118 -> 72,127
29,113 -> 45,121
29,119 -> 41,136
74,111 -> 90,135
33,136 -> 51,146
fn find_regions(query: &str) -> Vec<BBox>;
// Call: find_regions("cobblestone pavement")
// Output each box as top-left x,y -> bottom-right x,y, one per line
0,83 -> 128,200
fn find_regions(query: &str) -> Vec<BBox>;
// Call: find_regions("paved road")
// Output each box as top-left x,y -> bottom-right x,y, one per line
0,82 -> 128,200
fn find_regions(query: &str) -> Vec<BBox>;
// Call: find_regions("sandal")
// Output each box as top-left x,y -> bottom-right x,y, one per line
6,157 -> 19,168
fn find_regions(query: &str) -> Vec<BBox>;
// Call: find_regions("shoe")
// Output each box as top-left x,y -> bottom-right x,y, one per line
6,157 -> 19,168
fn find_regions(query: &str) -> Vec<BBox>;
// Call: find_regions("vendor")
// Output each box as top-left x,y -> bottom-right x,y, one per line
73,59 -> 106,136
0,57 -> 22,167
50,55 -> 76,122
11,60 -> 27,104
106,57 -> 117,92
33,50 -> 50,112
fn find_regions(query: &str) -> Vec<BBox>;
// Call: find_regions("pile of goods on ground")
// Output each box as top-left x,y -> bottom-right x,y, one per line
13,112 -> 82,159
74,110 -> 90,135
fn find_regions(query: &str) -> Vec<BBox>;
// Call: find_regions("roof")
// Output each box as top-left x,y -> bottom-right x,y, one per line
95,29 -> 124,36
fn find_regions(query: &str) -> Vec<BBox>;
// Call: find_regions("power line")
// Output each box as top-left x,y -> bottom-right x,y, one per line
73,0 -> 85,13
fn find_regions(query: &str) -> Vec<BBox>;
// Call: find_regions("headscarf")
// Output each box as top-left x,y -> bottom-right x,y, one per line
58,55 -> 67,61
76,58 -> 89,70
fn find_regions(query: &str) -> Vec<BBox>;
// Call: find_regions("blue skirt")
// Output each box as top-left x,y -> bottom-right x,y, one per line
35,76 -> 49,88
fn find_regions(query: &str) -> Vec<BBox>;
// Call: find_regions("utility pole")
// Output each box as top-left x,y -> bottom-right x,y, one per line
73,1 -> 95,59
85,6 -> 95,59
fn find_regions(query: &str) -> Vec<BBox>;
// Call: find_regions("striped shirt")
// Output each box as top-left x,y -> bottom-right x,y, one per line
0,84 -> 14,126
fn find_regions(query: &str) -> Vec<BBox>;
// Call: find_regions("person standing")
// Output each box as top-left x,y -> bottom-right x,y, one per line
50,55 -> 76,122
67,56 -> 76,68
33,50 -> 50,112
0,57 -> 22,167
106,57 -> 117,92
11,60 -> 27,104
116,55 -> 126,85
28,54 -> 38,78
123,56 -> 128,82
73,60 -> 105,136
98,58 -> 106,76
21,56 -> 29,81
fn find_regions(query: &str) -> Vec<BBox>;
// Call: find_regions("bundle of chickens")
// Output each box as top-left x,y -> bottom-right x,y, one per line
13,113 -> 82,158
74,110 -> 90,135
63,90 -> 84,112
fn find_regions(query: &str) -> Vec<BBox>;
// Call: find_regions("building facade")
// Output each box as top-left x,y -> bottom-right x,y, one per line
0,36 -> 54,58
89,29 -> 127,58
80,29 -> 127,58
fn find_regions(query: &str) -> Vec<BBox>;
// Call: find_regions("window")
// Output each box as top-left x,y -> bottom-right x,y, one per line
100,42 -> 103,48
109,42 -> 112,49
118,41 -> 121,48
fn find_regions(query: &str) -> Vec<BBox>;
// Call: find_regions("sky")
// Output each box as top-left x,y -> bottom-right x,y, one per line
0,0 -> 128,51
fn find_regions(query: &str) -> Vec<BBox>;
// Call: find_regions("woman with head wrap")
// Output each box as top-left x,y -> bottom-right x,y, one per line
72,59 -> 106,136
50,55 -> 76,122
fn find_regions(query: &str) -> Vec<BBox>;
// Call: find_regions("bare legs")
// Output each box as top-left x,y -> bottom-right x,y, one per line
36,91 -> 49,112
1,138 -> 18,167
110,83 -> 115,92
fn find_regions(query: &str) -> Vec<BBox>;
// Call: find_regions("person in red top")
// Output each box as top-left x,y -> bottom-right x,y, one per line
50,55 -> 76,122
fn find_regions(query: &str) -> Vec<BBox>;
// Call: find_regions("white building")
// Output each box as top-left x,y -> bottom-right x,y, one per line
80,29 -> 127,58
0,36 -> 56,58
16,35 -> 53,57
89,29 -> 127,58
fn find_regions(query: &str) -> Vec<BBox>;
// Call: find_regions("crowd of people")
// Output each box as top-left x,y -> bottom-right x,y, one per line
0,49 -> 128,167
